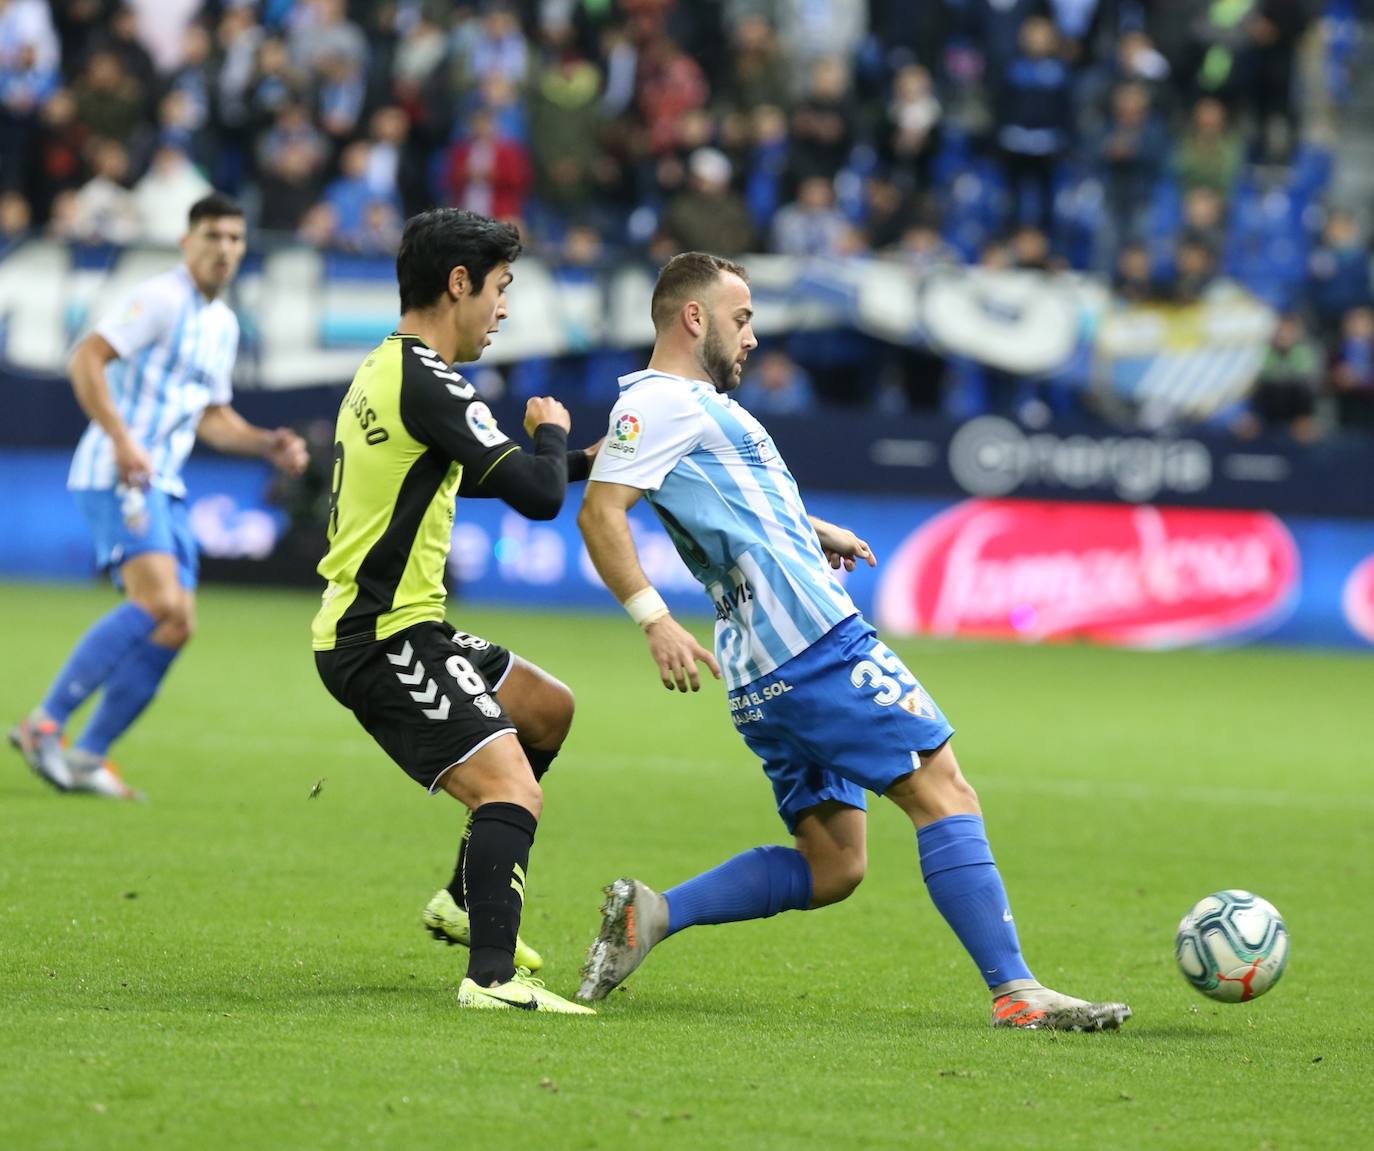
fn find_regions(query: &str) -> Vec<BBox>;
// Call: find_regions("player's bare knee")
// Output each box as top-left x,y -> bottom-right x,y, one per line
542,681 -> 575,746
805,847 -> 867,907
155,605 -> 194,648
131,586 -> 180,625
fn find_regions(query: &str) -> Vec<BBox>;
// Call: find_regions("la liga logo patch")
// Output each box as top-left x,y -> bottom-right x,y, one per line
465,401 -> 508,448
606,410 -> 643,458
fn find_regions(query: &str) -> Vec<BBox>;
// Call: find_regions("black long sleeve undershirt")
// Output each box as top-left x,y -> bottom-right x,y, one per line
457,424 -> 584,520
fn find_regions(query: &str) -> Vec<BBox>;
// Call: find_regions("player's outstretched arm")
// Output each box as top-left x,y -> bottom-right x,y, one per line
456,397 -> 598,517
69,332 -> 153,487
197,404 -> 308,475
579,480 -> 720,693
808,515 -> 877,571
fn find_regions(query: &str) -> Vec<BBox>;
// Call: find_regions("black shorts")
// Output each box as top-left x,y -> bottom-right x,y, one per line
316,621 -> 517,792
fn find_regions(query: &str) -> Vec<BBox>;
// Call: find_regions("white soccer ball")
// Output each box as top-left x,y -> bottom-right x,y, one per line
1175,889 -> 1288,1003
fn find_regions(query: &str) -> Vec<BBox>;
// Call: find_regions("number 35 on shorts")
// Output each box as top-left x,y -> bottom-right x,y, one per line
850,641 -> 940,719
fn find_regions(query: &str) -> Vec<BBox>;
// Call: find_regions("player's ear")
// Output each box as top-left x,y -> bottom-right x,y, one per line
683,300 -> 705,337
448,265 -> 470,299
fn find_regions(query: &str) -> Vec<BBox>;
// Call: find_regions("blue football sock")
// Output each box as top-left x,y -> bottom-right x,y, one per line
73,636 -> 180,757
664,845 -> 813,937
40,602 -> 158,727
918,814 -> 1034,988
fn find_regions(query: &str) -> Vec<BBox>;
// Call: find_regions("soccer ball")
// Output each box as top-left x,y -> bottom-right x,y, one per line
1175,890 -> 1288,1003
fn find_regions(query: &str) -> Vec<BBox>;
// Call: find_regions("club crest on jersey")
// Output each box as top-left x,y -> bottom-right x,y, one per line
466,402 -> 508,447
898,687 -> 937,720
741,430 -> 775,464
606,411 -> 642,458
472,693 -> 502,719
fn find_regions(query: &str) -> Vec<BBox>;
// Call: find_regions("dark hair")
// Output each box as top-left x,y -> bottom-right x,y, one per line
650,251 -> 749,331
396,209 -> 522,312
187,192 -> 244,227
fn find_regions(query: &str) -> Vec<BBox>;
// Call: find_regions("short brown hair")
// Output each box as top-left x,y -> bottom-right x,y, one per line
650,251 -> 749,331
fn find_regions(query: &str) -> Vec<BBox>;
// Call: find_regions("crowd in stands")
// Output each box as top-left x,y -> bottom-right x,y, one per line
1,0 -> 1372,434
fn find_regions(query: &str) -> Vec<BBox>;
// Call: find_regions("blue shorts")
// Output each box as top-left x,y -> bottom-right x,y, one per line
71,487 -> 198,590
730,615 -> 954,833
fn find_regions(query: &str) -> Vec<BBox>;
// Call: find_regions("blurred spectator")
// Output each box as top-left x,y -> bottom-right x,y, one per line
1307,209 -> 1371,340
744,102 -> 790,228
882,63 -> 941,191
213,4 -> 264,137
772,174 -> 850,256
391,8 -> 447,99
662,146 -> 755,255
316,49 -> 366,141
1172,97 -> 1242,198
1234,312 -> 1323,441
164,22 -> 213,145
1247,1 -> 1315,160
2,1 -> 57,59
967,0 -> 1042,78
257,100 -> 328,231
1113,240 -> 1160,303
1116,29 -> 1171,89
1010,223 -> 1052,271
367,105 -> 426,219
0,187 -> 30,243
128,0 -> 201,72
0,35 -> 58,188
289,0 -> 367,79
1180,186 -> 1227,255
1332,306 -> 1374,430
133,142 -> 211,245
1096,82 -> 1169,243
634,34 -> 708,157
475,73 -> 527,142
995,16 -> 1073,231
446,107 -> 530,222
736,349 -> 817,416
717,15 -> 790,116
57,137 -> 139,244
386,12 -> 449,165
528,44 -> 604,218
789,56 -> 855,182
863,175 -> 921,251
27,87 -> 87,219
72,49 -> 144,147
296,199 -> 337,247
456,3 -> 529,92
350,197 -> 404,254
324,141 -> 374,230
1171,233 -> 1219,302
894,216 -> 958,270
776,0 -> 868,71
247,37 -> 301,129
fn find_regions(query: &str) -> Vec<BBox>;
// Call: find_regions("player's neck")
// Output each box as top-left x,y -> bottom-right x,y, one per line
646,346 -> 703,384
183,266 -> 221,302
398,310 -> 460,365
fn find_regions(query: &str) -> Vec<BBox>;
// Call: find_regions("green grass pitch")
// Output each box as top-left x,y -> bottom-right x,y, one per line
1,581 -> 1369,1150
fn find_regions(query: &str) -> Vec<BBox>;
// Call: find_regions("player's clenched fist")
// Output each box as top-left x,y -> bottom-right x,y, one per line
524,396 -> 571,436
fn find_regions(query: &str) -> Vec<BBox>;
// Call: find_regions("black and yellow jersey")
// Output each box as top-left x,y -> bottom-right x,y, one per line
312,333 -> 570,651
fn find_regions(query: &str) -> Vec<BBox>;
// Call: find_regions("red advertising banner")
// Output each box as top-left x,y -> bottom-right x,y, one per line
876,500 -> 1299,647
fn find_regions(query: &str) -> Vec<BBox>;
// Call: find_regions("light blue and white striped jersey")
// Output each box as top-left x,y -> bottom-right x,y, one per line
591,369 -> 857,689
69,265 -> 239,498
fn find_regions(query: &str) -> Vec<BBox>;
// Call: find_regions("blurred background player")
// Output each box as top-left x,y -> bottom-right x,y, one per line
8,192 -> 308,799
312,208 -> 596,1013
576,252 -> 1131,1031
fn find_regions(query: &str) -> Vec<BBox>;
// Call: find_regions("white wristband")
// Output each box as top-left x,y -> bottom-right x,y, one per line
623,586 -> 670,629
